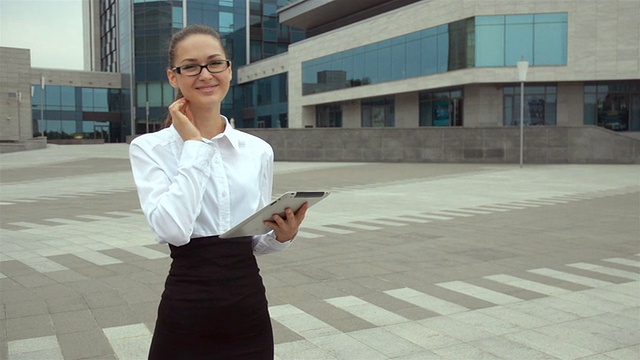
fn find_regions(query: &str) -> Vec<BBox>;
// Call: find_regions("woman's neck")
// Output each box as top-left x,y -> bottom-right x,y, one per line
189,104 -> 226,139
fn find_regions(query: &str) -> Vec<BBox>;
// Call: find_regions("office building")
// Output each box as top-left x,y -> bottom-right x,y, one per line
239,0 -> 639,132
1,0 -> 638,162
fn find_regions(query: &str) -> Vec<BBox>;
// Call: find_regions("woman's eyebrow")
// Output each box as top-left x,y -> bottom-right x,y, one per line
179,54 -> 225,64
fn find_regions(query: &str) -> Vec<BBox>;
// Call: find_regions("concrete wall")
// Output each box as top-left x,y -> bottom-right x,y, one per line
31,68 -> 123,89
244,126 -> 640,164
0,47 -> 33,142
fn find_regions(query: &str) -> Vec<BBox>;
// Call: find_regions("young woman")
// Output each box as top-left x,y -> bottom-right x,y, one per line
129,24 -> 308,359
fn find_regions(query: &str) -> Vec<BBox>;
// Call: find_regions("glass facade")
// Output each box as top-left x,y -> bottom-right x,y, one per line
249,0 -> 305,62
362,97 -> 395,127
240,73 -> 288,128
503,85 -> 557,126
127,0 -> 302,133
100,0 -> 119,72
475,13 -> 567,67
31,85 -> 128,142
302,13 -> 567,95
419,89 -> 464,127
584,81 -> 640,132
132,0 -> 183,134
316,104 -> 342,127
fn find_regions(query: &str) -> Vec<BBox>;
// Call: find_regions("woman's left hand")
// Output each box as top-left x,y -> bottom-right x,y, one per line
264,202 -> 309,242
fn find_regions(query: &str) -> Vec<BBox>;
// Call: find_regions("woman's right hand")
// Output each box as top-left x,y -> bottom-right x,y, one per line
168,98 -> 201,141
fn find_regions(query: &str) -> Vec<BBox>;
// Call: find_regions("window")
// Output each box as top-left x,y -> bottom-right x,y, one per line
584,81 -> 640,132
302,19 -> 474,95
420,89 -> 464,127
257,115 -> 271,128
257,79 -> 271,106
362,97 -> 395,127
476,13 -> 567,67
504,85 -> 557,126
316,104 -> 342,127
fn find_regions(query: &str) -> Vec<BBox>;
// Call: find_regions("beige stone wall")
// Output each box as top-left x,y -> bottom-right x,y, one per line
0,47 -> 33,141
557,83 -> 585,126
395,92 -> 419,128
239,0 -> 640,128
464,84 -> 504,127
31,68 -> 122,89
341,101 -> 361,128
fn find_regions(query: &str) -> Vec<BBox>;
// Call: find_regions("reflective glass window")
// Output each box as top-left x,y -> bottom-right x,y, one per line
506,14 -> 533,24
405,40 -> 421,78
419,88 -> 464,127
475,25 -> 504,66
45,86 -> 61,110
60,86 -> 76,111
391,43 -> 406,80
503,85 -> 556,126
316,104 -> 342,127
60,120 -> 76,135
82,88 -> 94,110
257,78 -> 271,106
172,6 -> 182,27
219,12 -> 234,32
163,82 -> 175,106
583,81 -> 640,131
364,50 -> 378,84
505,24 -> 533,65
377,45 -> 392,83
278,73 -> 287,103
361,97 -> 395,127
534,22 -> 567,65
475,15 -> 504,25
437,32 -> 449,72
147,82 -> 162,107
32,85 -> 41,109
94,89 -> 109,111
136,84 -> 146,108
421,35 -> 438,75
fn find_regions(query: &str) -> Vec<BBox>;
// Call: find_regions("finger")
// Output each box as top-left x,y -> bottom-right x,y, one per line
185,105 -> 195,123
271,213 -> 287,227
294,202 -> 309,221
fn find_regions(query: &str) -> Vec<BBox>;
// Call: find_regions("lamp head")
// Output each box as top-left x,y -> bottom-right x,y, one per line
517,58 -> 529,81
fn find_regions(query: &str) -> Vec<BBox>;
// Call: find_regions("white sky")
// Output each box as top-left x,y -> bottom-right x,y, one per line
0,0 -> 85,70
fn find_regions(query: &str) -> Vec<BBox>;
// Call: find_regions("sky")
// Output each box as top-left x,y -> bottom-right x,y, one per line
0,0 -> 85,70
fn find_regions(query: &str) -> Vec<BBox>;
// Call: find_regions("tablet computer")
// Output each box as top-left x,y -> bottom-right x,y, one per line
219,191 -> 330,239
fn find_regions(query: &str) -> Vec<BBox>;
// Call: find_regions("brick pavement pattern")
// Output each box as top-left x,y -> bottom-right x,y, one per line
1,144 -> 639,360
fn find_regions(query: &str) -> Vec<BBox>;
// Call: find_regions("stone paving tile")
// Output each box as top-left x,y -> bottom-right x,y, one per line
45,295 -> 89,314
57,330 -> 113,360
4,300 -> 48,319
431,342 -> 502,360
91,305 -> 141,329
2,146 -> 640,359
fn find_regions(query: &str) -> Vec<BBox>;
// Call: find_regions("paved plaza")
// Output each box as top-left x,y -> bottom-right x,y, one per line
0,144 -> 639,360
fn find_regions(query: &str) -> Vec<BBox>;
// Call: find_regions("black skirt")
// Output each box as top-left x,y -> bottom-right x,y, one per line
148,236 -> 274,360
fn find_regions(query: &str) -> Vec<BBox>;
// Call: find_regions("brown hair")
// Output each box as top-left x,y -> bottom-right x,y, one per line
163,24 -> 226,128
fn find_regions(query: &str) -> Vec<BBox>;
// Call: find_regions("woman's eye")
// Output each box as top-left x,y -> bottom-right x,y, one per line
182,65 -> 198,71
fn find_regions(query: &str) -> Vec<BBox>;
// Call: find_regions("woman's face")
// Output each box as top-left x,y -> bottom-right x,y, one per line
167,34 -> 232,109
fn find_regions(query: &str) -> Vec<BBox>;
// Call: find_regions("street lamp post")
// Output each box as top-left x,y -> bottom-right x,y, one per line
517,59 -> 529,168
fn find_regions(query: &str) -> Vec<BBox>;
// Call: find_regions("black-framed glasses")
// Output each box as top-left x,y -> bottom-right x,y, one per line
171,60 -> 231,76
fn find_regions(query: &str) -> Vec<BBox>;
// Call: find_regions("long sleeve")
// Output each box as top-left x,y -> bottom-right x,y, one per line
130,138 -> 215,246
250,145 -> 294,254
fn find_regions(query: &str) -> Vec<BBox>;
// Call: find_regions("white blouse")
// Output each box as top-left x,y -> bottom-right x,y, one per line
129,117 -> 292,254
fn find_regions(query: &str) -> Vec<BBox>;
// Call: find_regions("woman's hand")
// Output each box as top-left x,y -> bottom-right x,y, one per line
264,202 -> 309,242
168,98 -> 201,141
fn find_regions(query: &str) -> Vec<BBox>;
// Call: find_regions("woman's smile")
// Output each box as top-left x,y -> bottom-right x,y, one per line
196,84 -> 218,93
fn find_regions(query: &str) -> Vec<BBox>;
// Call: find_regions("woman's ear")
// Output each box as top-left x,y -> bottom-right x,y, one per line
167,68 -> 179,88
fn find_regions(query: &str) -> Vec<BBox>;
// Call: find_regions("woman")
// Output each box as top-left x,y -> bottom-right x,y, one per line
129,24 -> 308,359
